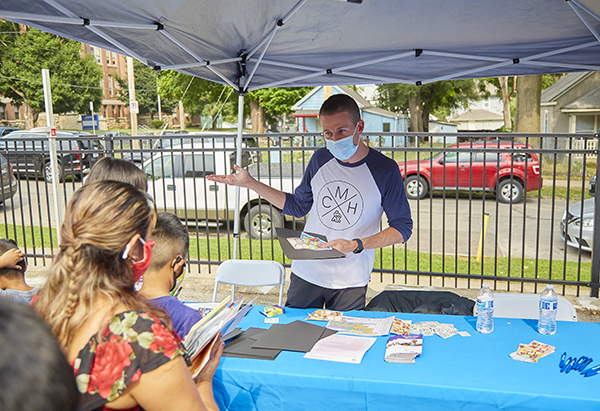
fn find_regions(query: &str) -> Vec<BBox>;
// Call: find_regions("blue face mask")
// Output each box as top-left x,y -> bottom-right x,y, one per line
325,123 -> 359,161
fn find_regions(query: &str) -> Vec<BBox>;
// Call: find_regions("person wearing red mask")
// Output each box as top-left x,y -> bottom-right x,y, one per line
34,181 -> 221,411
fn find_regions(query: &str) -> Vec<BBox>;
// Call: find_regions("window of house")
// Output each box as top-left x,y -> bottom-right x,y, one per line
483,97 -> 490,108
383,123 -> 391,132
0,105 -> 5,120
111,105 -> 116,117
111,51 -> 117,65
91,46 -> 101,64
576,115 -> 595,133
106,50 -> 110,64
14,106 -> 20,120
108,76 -> 113,96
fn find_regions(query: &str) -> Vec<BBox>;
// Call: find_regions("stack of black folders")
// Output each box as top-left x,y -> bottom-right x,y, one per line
223,320 -> 337,360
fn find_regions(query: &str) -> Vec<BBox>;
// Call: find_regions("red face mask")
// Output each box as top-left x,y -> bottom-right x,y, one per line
122,237 -> 155,283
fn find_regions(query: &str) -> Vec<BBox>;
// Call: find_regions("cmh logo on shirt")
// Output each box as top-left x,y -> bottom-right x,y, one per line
316,180 -> 364,231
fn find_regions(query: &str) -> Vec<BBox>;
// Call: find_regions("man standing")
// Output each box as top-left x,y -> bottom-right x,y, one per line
207,94 -> 412,310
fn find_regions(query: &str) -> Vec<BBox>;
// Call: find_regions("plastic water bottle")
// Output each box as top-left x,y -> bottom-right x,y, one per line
476,284 -> 494,334
538,284 -> 558,335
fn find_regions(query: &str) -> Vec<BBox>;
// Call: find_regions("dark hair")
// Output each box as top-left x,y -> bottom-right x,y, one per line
0,239 -> 25,279
149,213 -> 189,271
86,157 -> 148,192
0,299 -> 78,411
319,94 -> 360,125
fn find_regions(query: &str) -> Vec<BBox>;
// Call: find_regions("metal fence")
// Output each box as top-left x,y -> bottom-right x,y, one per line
0,131 -> 598,296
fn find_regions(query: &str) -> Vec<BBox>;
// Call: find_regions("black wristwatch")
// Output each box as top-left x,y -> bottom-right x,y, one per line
352,238 -> 364,254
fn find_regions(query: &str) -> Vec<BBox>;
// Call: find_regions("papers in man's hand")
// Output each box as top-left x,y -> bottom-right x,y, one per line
287,232 -> 332,250
325,316 -> 394,336
304,334 -> 376,364
184,296 -> 252,377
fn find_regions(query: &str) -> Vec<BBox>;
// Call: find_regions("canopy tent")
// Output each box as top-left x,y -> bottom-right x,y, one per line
2,0 -> 600,91
2,0 -> 600,255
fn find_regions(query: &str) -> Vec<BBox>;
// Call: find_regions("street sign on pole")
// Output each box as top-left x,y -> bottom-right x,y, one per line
130,100 -> 139,114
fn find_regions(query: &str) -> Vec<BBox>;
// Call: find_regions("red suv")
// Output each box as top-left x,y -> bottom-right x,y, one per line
397,141 -> 543,203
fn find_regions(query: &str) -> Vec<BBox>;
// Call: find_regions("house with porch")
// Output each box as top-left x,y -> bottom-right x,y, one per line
540,72 -> 600,134
291,85 -> 408,147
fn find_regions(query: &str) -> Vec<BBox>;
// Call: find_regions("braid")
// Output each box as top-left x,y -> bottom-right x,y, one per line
34,180 -> 170,353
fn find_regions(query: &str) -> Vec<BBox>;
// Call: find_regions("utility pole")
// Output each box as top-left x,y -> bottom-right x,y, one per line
127,56 -> 138,140
179,100 -> 186,130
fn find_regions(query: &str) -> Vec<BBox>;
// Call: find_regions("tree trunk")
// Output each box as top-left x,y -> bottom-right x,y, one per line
23,103 -> 37,130
514,75 -> 542,147
250,99 -> 266,133
498,76 -> 512,130
421,105 -> 430,133
407,91 -> 423,133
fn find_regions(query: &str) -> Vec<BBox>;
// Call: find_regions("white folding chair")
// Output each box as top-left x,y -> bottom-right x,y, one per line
212,259 -> 286,306
473,292 -> 578,322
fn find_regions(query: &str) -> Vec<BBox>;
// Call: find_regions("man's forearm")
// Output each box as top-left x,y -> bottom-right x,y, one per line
362,227 -> 404,250
247,178 -> 287,209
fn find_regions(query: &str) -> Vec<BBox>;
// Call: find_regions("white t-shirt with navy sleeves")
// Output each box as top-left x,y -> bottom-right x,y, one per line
283,147 -> 412,289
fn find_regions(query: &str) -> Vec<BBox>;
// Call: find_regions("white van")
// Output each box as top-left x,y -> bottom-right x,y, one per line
143,136 -> 304,239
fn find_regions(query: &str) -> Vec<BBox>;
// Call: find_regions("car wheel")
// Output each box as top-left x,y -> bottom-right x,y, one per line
43,161 -> 63,183
405,175 -> 428,200
497,179 -> 523,203
244,204 -> 283,240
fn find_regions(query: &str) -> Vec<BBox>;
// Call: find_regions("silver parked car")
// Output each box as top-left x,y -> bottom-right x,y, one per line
560,176 -> 595,252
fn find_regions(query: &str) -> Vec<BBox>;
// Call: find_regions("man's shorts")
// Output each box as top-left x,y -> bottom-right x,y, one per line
285,273 -> 367,311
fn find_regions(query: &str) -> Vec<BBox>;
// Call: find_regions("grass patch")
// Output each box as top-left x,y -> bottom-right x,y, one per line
188,237 -> 591,283
373,247 -> 591,283
0,224 -> 58,250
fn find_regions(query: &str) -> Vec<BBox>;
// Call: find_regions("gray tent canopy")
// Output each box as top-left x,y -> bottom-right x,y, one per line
1,0 -> 600,92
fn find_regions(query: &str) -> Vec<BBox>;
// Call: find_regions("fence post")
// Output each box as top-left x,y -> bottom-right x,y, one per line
591,131 -> 600,297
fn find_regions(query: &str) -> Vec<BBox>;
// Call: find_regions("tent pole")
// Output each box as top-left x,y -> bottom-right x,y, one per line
42,68 -> 62,245
232,92 -> 245,259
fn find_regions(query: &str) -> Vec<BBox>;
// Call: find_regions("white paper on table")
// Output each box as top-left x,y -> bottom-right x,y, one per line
326,316 -> 394,336
304,334 -> 376,364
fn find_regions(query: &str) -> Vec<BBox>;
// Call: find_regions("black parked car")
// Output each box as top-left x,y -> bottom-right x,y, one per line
0,130 -> 104,183
0,126 -> 21,137
0,153 -> 18,204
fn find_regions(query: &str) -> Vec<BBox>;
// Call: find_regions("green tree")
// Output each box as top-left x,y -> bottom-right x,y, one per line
376,80 -> 479,132
247,87 -> 311,133
0,21 -> 103,129
115,59 -> 177,119
157,70 -> 236,128
158,69 -> 310,131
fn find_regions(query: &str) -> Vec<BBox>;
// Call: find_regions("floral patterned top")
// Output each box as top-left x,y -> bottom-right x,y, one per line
72,310 -> 190,411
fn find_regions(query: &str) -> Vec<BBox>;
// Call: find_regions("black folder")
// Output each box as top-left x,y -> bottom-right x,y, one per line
275,228 -> 346,260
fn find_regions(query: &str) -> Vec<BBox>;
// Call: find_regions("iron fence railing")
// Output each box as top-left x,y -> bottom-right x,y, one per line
0,131 -> 597,296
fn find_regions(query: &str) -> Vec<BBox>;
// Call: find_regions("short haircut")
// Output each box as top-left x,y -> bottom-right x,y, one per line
319,94 -> 361,125
86,157 -> 148,192
0,299 -> 78,411
149,213 -> 189,271
0,239 -> 25,279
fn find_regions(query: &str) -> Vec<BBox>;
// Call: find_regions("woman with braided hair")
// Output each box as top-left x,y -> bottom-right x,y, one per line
35,180 -> 221,411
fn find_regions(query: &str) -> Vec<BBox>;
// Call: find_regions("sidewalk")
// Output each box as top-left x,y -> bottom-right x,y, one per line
25,263 -> 600,323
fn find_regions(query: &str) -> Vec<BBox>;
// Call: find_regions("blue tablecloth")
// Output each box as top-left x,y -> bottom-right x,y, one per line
213,307 -> 600,411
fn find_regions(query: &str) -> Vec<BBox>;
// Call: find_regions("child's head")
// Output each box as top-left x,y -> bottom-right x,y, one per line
0,298 -> 78,411
86,157 -> 148,192
0,239 -> 26,279
149,213 -> 189,294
